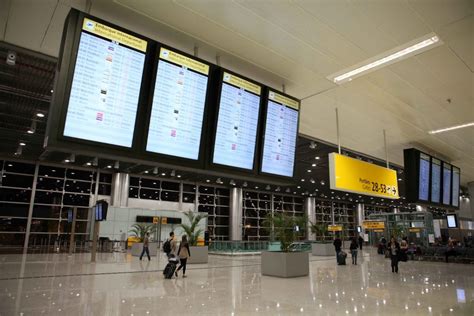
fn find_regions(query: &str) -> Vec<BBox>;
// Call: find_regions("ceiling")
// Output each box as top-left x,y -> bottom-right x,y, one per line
0,0 -> 473,185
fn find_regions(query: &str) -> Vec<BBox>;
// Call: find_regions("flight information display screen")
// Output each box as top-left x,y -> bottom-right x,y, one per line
442,163 -> 452,205
212,72 -> 261,170
261,90 -> 299,177
63,18 -> 147,147
146,48 -> 209,160
431,158 -> 441,203
418,153 -> 430,201
452,167 -> 460,207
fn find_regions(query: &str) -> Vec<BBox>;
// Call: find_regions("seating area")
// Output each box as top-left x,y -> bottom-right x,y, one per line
417,246 -> 474,264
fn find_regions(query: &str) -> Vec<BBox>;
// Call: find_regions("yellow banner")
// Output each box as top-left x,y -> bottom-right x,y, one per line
153,217 -> 159,224
159,48 -> 209,75
363,221 -> 385,229
82,18 -> 147,52
223,72 -> 261,95
161,217 -> 167,225
269,91 -> 299,110
409,228 -> 422,233
374,229 -> 385,233
329,153 -> 399,199
328,225 -> 343,232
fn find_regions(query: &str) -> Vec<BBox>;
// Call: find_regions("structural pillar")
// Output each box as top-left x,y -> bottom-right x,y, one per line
305,197 -> 316,240
229,187 -> 243,241
356,203 -> 365,237
111,172 -> 130,207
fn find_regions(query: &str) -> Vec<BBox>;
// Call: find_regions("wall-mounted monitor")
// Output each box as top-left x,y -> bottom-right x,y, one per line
62,17 -> 148,147
442,162 -> 452,206
430,158 -> 441,204
418,152 -> 430,201
260,90 -> 299,177
212,71 -> 262,171
94,200 -> 108,221
146,47 -> 210,160
446,214 -> 457,228
452,167 -> 460,207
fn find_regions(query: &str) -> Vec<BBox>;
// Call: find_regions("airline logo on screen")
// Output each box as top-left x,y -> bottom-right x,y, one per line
223,72 -> 261,95
329,153 -> 399,199
82,18 -> 147,53
159,48 -> 209,75
269,91 -> 299,110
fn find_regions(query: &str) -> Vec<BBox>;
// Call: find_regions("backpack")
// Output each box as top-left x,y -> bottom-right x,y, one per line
163,239 -> 171,253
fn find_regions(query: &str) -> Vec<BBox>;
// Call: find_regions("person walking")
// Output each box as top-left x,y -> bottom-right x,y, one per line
139,232 -> 151,261
350,238 -> 359,265
358,235 -> 364,251
164,232 -> 178,258
175,235 -> 191,278
333,234 -> 342,262
387,237 -> 400,273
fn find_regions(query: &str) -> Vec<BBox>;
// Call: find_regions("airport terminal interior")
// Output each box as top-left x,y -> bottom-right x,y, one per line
0,0 -> 473,315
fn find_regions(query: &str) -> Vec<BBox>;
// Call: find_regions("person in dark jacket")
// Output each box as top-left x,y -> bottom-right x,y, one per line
350,238 -> 359,265
387,237 -> 401,273
175,235 -> 191,278
333,235 -> 342,261
139,233 -> 151,261
358,235 -> 364,250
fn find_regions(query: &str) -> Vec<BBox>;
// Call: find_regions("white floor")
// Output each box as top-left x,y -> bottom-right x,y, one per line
0,249 -> 473,316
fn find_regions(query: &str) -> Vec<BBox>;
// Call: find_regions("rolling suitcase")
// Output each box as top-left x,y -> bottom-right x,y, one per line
337,251 -> 347,265
163,256 -> 179,279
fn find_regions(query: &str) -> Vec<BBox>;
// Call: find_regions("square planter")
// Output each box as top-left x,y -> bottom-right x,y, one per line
131,242 -> 158,257
312,243 -> 335,256
261,251 -> 309,278
187,246 -> 208,264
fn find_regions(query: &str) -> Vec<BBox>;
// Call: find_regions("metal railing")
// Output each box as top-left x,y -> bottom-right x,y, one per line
209,240 -> 270,253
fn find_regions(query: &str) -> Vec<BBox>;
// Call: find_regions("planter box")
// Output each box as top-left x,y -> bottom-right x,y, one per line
261,251 -> 309,278
312,243 -> 335,256
343,241 -> 351,249
188,246 -> 208,264
131,242 -> 158,257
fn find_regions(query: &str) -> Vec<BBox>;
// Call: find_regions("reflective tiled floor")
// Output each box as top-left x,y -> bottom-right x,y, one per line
0,249 -> 473,315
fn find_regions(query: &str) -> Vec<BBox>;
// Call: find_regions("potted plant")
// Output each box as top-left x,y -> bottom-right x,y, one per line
179,211 -> 208,264
260,213 -> 309,278
129,223 -> 158,257
310,222 -> 334,256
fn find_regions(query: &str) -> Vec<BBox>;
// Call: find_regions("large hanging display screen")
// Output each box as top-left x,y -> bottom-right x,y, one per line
452,167 -> 460,207
442,163 -> 452,206
418,153 -> 430,201
212,72 -> 261,170
261,90 -> 299,177
146,48 -> 209,160
431,158 -> 441,203
63,18 -> 147,147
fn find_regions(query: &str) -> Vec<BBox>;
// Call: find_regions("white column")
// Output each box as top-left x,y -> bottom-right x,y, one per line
305,197 -> 316,240
229,187 -> 243,241
111,172 -> 129,207
356,203 -> 364,237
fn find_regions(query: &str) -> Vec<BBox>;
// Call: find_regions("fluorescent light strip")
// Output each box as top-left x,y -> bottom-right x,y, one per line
428,122 -> 474,134
331,33 -> 441,84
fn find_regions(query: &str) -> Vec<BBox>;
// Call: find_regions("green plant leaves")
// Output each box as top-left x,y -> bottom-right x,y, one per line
179,211 -> 207,246
263,213 -> 307,252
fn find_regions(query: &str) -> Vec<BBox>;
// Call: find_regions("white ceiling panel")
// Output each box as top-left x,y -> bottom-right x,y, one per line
0,0 -> 12,42
407,0 -> 473,31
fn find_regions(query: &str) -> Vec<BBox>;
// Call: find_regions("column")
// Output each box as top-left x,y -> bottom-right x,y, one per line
111,172 -> 130,207
229,187 -> 243,241
305,197 -> 315,241
356,203 -> 364,237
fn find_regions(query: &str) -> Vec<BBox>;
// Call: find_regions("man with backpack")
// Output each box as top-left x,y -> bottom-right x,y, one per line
163,232 -> 177,258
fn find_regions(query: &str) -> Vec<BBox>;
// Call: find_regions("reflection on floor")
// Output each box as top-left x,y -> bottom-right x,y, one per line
0,249 -> 473,315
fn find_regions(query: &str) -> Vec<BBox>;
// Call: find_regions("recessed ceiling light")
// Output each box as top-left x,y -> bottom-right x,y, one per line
315,156 -> 320,160
428,122 -> 474,134
36,113 -> 45,118
86,162 -> 91,166
206,179 -> 210,183
161,173 -> 166,176
177,175 -> 181,178
297,186 -> 301,189
27,129 -> 34,134
107,165 -> 112,168
64,159 -> 70,163
301,179 -> 305,182
144,171 -> 149,174
307,169 -> 311,173
329,33 -> 442,84
19,142 -> 26,146
312,163 -> 317,167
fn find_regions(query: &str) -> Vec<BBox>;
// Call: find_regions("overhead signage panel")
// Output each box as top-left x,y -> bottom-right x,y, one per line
261,90 -> 300,177
329,153 -> 399,199
431,158 -> 441,204
212,72 -> 262,170
63,17 -> 146,147
146,47 -> 209,160
363,221 -> 385,229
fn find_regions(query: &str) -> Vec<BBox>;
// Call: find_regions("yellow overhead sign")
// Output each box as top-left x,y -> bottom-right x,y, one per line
153,217 -> 159,224
409,228 -> 422,233
159,48 -> 209,75
223,72 -> 261,95
329,153 -> 399,199
82,18 -> 147,52
161,217 -> 168,225
328,225 -> 343,232
269,91 -> 299,110
363,221 -> 385,229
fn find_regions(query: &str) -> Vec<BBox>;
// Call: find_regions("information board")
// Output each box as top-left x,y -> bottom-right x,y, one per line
261,90 -> 299,177
63,18 -> 147,147
212,72 -> 261,170
452,167 -> 460,207
431,158 -> 441,203
442,163 -> 452,205
329,153 -> 399,199
146,48 -> 209,159
418,153 -> 430,201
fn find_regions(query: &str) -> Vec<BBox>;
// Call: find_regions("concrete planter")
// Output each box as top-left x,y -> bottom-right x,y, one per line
261,251 -> 309,278
187,246 -> 208,264
343,241 -> 352,249
131,242 -> 158,257
312,243 -> 335,256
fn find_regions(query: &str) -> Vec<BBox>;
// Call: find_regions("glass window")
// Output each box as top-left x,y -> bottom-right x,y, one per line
199,186 -> 214,194
99,173 -> 112,183
65,180 -> 92,194
34,191 -> 62,205
129,187 -> 139,198
39,166 -> 65,178
140,178 -> 161,189
140,188 -> 160,200
66,169 -> 94,181
1,174 -> 33,189
161,191 -> 179,202
182,184 -> 195,193
0,202 -> 29,218
161,181 -> 180,191
0,233 -> 25,247
129,177 -> 140,187
29,219 -> 59,233
183,193 -> 196,203
0,218 -> 28,232
36,177 -> 64,191
0,188 -> 31,203
63,193 -> 90,206
98,184 -> 111,195
32,205 -> 62,219
5,161 -> 36,174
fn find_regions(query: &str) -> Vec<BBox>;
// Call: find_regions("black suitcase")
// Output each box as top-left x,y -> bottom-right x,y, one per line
163,257 -> 179,279
337,251 -> 347,265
